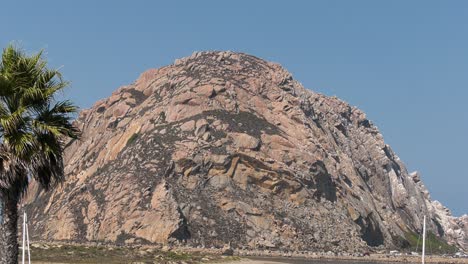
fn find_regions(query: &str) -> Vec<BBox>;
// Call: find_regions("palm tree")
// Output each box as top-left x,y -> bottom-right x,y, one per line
0,45 -> 79,264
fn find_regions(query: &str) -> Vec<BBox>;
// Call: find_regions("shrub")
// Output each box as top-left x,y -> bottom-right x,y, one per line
126,133 -> 139,146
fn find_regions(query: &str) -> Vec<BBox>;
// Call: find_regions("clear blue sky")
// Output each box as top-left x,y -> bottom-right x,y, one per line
1,1 -> 467,216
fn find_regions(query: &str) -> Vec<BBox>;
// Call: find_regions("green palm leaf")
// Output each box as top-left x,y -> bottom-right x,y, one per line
0,43 -> 79,198
0,44 -> 79,263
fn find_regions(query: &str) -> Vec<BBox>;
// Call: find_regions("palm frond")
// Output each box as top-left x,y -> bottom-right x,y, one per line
30,131 -> 65,190
33,100 -> 80,139
0,44 -> 79,196
0,107 -> 27,135
0,146 -> 29,198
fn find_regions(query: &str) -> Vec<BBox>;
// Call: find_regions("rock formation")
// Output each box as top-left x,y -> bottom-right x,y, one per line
25,51 -> 466,252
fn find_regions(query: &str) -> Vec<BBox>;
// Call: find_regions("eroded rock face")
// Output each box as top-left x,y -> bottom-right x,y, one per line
25,51 -> 466,252
430,201 -> 468,250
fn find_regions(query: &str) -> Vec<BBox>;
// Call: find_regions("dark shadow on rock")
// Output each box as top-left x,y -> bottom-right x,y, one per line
355,213 -> 384,247
309,161 -> 337,202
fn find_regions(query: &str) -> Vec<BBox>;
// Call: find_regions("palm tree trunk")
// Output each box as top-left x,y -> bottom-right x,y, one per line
0,194 -> 19,264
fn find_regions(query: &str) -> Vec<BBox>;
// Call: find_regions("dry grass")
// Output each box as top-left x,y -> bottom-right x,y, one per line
29,243 -> 239,264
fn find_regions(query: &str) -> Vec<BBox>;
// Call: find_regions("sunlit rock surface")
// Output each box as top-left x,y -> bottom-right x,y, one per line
25,51 -> 466,252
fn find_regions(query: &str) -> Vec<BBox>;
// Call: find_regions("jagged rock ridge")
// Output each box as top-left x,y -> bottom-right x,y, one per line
25,51 -> 467,252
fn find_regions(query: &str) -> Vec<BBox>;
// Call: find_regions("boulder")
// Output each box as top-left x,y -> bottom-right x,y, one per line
229,133 -> 261,150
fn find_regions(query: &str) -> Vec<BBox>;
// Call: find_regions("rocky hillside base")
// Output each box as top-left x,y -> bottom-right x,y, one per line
26,243 -> 468,264
29,243 -> 239,264
25,51 -> 467,253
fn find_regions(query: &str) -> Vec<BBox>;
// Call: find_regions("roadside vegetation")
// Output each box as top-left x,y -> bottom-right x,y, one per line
404,231 -> 458,255
30,243 -> 240,264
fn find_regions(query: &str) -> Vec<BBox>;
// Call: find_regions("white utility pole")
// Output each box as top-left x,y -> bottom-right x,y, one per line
422,215 -> 426,264
22,212 -> 26,264
21,212 -> 31,264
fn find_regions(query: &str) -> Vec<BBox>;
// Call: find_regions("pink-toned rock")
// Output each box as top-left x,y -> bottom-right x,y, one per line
180,120 -> 195,132
135,68 -> 159,91
112,103 -> 130,118
194,84 -> 215,97
24,51 -> 465,253
262,134 -> 295,149
229,133 -> 261,150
